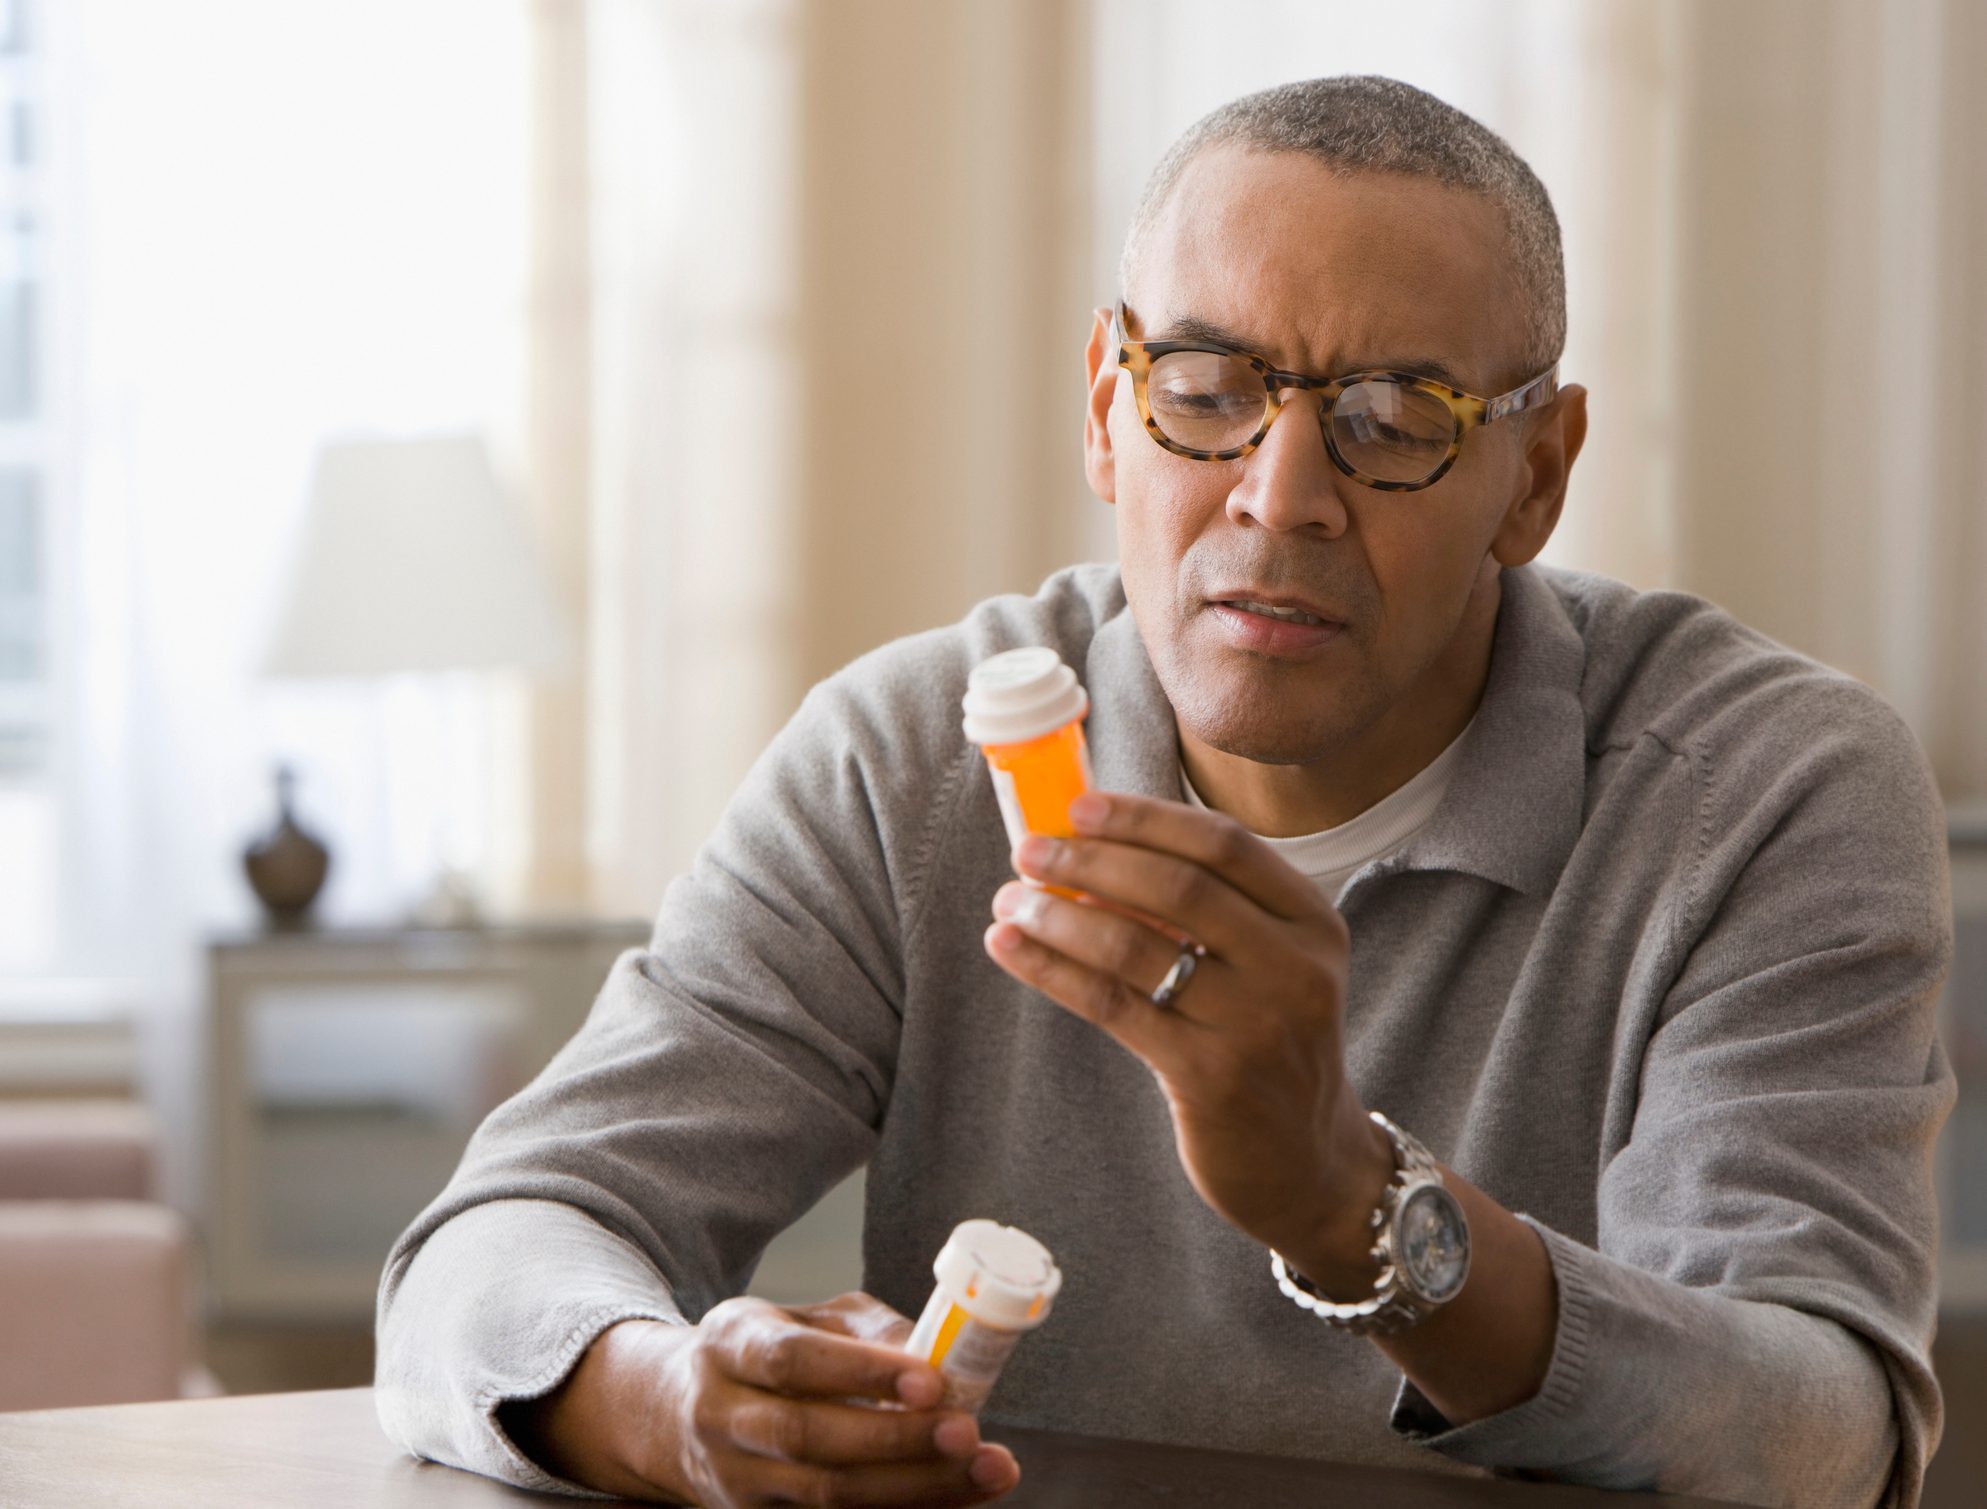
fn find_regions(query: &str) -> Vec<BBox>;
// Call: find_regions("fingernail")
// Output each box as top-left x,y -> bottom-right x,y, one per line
1008,887 -> 1047,928
970,1445 -> 1015,1489
933,1415 -> 978,1458
1015,834 -> 1059,871
1069,792 -> 1108,827
897,1369 -> 941,1408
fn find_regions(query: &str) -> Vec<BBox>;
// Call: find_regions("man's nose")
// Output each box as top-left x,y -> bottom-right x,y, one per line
1223,388 -> 1351,537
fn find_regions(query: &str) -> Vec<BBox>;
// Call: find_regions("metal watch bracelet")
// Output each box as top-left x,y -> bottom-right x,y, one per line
1268,1111 -> 1466,1337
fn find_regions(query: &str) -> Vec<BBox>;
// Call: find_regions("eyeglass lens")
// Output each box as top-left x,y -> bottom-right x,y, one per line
1145,349 -> 1457,482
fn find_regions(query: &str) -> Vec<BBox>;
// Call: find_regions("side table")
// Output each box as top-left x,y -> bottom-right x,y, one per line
207,920 -> 648,1321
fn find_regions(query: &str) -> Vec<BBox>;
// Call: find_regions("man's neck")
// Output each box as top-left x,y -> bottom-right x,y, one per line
1178,576 -> 1501,838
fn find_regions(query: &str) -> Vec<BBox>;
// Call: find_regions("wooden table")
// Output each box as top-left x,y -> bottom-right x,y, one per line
0,1388 -> 1737,1507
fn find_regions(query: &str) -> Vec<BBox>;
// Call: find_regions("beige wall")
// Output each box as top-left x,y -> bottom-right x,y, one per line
521,0 -> 594,911
1665,0 -> 1986,796
792,0 -> 1103,692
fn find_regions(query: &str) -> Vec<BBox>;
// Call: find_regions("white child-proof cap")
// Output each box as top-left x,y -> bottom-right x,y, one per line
931,1219 -> 1063,1332
962,647 -> 1088,747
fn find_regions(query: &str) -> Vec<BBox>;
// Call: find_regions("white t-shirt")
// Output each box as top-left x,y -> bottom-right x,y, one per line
1180,718 -> 1476,905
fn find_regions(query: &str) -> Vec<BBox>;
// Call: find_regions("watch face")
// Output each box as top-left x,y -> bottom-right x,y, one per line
1397,1185 -> 1470,1304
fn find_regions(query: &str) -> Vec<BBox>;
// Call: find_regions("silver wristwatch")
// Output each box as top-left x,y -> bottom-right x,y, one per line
1269,1111 -> 1471,1336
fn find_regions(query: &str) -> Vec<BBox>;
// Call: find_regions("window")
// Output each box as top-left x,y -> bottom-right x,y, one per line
0,468 -> 42,774
0,0 -> 54,976
0,0 -> 46,782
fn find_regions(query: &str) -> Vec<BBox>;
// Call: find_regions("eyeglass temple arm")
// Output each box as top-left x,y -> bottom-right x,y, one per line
1485,365 -> 1559,423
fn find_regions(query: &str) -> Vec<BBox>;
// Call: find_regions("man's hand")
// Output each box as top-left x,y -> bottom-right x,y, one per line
986,791 -> 1393,1293
501,1292 -> 1020,1506
986,790 -> 1558,1426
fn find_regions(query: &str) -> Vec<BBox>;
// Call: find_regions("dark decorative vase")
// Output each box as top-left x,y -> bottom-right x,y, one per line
243,764 -> 331,929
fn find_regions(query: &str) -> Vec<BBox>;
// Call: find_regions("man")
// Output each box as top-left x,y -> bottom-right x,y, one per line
376,77 -> 1954,1508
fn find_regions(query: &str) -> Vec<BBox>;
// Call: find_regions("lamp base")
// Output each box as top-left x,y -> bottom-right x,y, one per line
244,764 -> 331,929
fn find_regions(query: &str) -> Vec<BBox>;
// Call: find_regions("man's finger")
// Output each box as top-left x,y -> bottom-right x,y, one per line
1069,791 -> 1326,921
985,919 -> 1198,1075
728,1395 -> 978,1467
992,881 -> 1219,1025
744,1443 -> 1019,1507
790,1291 -> 916,1350
1013,832 -> 1261,960
715,1309 -> 939,1405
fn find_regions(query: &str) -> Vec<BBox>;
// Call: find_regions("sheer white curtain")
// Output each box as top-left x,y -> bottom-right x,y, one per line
580,0 -> 1097,914
580,0 -> 806,916
1092,0 -> 1987,801
43,0 -> 531,1204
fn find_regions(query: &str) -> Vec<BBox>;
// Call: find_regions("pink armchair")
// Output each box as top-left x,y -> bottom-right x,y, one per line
0,1099 -> 200,1411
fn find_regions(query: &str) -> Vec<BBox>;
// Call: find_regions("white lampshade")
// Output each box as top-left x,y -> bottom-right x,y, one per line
262,434 -> 568,678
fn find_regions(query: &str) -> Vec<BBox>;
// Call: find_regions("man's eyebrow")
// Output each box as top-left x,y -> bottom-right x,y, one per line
1149,312 -> 1472,391
1150,312 -> 1261,347
1375,356 -> 1471,390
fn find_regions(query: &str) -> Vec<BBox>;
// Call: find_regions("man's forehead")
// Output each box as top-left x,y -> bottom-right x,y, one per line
1130,146 -> 1523,386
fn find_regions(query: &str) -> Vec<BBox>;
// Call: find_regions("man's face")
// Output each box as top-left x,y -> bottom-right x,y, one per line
1088,147 -> 1558,769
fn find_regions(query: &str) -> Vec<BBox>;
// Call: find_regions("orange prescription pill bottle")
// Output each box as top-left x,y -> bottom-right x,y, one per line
962,646 -> 1094,852
906,1219 -> 1062,1414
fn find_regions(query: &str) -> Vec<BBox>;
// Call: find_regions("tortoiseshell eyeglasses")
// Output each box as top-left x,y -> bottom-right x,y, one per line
1111,301 -> 1558,492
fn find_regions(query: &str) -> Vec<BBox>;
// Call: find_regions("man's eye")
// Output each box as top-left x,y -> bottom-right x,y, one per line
1375,424 -> 1445,450
1152,387 -> 1254,418
1340,413 -> 1446,451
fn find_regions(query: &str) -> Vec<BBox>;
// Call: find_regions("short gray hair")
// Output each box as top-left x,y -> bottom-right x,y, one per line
1121,75 -> 1566,380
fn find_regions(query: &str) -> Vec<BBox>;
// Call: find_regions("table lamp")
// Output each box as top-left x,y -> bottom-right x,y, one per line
258,433 -> 568,928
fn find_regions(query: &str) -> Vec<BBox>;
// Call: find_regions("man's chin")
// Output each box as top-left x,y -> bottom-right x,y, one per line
1183,723 -> 1351,768
1140,616 -> 1374,762
1172,687 -> 1367,768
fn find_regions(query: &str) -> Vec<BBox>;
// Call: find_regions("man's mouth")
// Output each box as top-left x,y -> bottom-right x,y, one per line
1220,599 -> 1329,626
1209,597 -> 1340,628
1203,594 -> 1347,656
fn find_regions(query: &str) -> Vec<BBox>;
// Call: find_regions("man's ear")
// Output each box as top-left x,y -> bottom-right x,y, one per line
1490,382 -> 1587,568
1083,307 -> 1118,505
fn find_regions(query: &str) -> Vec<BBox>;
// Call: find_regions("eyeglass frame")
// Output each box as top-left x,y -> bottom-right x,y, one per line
1109,300 -> 1560,493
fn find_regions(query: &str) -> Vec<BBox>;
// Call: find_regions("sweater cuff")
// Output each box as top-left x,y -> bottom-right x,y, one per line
375,1198 -> 689,1497
1387,1215 -> 1596,1462
478,1305 -> 692,1498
